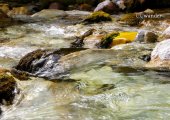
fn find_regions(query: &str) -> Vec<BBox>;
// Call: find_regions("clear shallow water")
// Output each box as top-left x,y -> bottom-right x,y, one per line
0,10 -> 170,120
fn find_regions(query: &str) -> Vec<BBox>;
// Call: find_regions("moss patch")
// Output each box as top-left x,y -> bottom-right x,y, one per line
119,13 -> 141,26
15,49 -> 46,73
99,32 -> 119,48
83,11 -> 112,24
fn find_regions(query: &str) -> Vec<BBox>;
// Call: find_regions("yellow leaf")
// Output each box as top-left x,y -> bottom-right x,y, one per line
111,32 -> 138,46
115,32 -> 138,41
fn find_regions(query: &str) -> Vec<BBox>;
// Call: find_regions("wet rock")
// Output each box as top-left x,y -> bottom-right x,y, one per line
135,30 -> 145,42
15,48 -> 85,79
94,0 -> 120,14
84,34 -> 104,48
161,26 -> 170,39
143,9 -> 154,14
31,9 -> 67,20
146,39 -> 170,70
99,32 -> 119,48
7,6 -> 29,17
0,10 -> 12,28
119,13 -> 141,26
0,68 -> 18,115
82,11 -> 112,24
0,4 -> 10,14
0,73 -> 17,105
79,4 -> 93,11
15,49 -> 47,73
144,31 -> 158,43
70,29 -> 96,48
16,49 -> 116,79
139,54 -> 151,62
135,31 -> 158,43
0,38 -> 10,43
70,37 -> 85,48
16,45 -> 152,80
49,2 -> 65,10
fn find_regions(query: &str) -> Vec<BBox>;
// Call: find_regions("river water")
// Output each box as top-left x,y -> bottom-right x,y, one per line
0,10 -> 170,120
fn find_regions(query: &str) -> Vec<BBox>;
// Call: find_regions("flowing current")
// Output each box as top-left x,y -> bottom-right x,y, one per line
0,10 -> 170,120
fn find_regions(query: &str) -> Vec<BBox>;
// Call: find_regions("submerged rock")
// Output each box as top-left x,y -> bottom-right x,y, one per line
146,39 -> 170,70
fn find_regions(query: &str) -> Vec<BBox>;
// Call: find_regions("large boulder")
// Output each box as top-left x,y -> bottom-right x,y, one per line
15,46 -> 151,80
146,39 -> 170,70
15,48 -> 85,79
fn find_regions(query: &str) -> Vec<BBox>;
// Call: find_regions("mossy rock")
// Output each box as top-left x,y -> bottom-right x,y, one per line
0,10 -> 12,28
15,48 -> 86,74
99,32 -> 119,48
15,49 -> 46,73
11,69 -> 30,80
83,11 -> 112,24
119,13 -> 141,26
0,73 -> 17,105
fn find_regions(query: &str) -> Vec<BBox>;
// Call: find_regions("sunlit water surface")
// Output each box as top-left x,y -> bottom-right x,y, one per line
0,10 -> 170,120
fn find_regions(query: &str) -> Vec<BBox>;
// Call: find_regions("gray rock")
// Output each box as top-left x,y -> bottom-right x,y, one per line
135,31 -> 158,43
31,9 -> 67,20
162,26 -> 170,39
135,30 -> 145,42
146,39 -> 170,70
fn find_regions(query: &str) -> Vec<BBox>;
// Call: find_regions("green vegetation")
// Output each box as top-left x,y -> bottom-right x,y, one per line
99,32 -> 119,48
